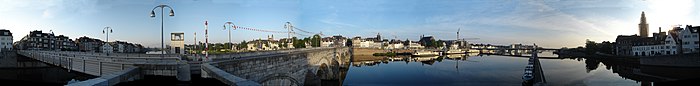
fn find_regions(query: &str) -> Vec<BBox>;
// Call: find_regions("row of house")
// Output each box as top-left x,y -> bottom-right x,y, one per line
13,30 -> 145,53
14,30 -> 71,50
321,35 -> 348,47
246,35 -> 294,51
616,26 -> 699,57
351,34 -> 475,50
613,12 -> 700,57
351,33 -> 385,49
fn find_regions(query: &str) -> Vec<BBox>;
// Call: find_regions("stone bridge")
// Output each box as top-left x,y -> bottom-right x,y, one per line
16,50 -> 190,86
202,47 -> 351,86
15,47 -> 351,86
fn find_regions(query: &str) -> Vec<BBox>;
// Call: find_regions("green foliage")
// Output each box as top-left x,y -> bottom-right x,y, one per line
584,40 -> 614,54
237,40 -> 248,50
292,37 -> 306,48
311,34 -> 321,47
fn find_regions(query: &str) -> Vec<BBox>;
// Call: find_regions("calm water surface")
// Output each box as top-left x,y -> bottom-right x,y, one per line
343,52 -> 642,86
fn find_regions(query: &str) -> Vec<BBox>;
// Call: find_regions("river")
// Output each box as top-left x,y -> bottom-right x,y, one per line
342,52 -> 700,86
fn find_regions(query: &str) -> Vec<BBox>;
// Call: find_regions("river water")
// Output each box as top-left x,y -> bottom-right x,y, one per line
0,52 -> 95,85
342,52 -> 700,86
3,51 -> 698,86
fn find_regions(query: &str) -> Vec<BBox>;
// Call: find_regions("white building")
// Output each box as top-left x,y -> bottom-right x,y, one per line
388,43 -> 404,49
321,37 -> 333,47
351,36 -> 362,47
170,33 -> 185,54
631,27 -> 685,56
408,42 -> 424,49
101,43 -> 113,53
680,26 -> 699,53
0,29 -> 12,52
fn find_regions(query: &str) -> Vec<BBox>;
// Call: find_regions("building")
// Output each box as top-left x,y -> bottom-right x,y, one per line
639,11 -> 649,37
615,12 -> 673,56
680,25 -> 699,53
15,30 -> 55,50
0,29 -> 12,52
418,35 -> 435,47
171,32 -> 185,54
76,36 -> 104,52
56,35 -> 77,51
351,34 -> 384,49
408,41 -> 424,49
387,39 -> 404,49
101,43 -> 113,53
321,37 -> 333,47
351,36 -> 362,47
331,35 -> 347,47
320,35 -> 348,47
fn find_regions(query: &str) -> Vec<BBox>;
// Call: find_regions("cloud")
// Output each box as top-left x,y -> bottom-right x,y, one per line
391,0 -> 638,47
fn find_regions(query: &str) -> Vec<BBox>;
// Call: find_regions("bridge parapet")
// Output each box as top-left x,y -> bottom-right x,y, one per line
202,47 -> 351,86
16,50 -> 190,81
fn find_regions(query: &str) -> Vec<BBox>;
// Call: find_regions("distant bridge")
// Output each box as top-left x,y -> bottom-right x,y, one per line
17,47 -> 350,86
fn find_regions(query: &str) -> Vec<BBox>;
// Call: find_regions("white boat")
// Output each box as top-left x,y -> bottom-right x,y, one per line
466,49 -> 480,53
446,49 -> 465,54
412,50 -> 439,56
414,56 -> 439,62
446,54 -> 465,59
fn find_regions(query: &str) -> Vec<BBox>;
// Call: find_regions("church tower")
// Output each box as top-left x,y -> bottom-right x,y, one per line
639,11 -> 649,37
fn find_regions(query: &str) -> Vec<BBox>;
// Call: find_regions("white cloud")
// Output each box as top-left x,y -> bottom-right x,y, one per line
399,0 -> 640,48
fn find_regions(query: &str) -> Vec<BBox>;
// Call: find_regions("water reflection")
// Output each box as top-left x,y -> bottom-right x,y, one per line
572,56 -> 700,86
343,51 -> 700,86
0,52 -> 95,85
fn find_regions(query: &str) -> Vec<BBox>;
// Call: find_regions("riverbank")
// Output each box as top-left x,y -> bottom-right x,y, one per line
639,53 -> 700,67
558,51 -> 700,67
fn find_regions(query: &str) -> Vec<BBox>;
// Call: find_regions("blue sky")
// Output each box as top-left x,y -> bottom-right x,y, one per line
1,0 -> 699,48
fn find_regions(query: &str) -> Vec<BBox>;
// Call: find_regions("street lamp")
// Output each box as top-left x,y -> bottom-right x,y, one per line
103,27 -> 113,55
150,4 -> 174,56
223,21 -> 236,50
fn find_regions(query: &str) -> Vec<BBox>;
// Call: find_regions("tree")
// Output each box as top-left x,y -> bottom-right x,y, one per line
585,39 -> 598,54
292,37 -> 306,48
311,34 -> 321,47
238,40 -> 248,50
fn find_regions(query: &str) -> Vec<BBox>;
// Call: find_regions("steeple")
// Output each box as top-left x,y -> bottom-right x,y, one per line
638,11 -> 649,37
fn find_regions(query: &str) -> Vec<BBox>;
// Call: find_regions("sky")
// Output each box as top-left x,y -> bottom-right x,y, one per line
1,0 -> 700,48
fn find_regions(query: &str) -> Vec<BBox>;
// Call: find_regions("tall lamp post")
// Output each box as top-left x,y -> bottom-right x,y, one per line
150,4 -> 174,56
223,21 -> 236,50
103,27 -> 113,55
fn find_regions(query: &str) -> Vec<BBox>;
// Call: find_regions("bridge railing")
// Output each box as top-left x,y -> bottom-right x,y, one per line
18,50 -> 187,76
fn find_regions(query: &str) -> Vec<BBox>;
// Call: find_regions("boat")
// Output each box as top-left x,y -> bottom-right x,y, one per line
467,49 -> 480,53
414,56 -> 439,62
446,54 -> 465,59
412,50 -> 439,56
446,49 -> 465,54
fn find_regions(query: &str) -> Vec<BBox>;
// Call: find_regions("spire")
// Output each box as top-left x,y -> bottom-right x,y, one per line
639,11 -> 649,37
640,11 -> 647,24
